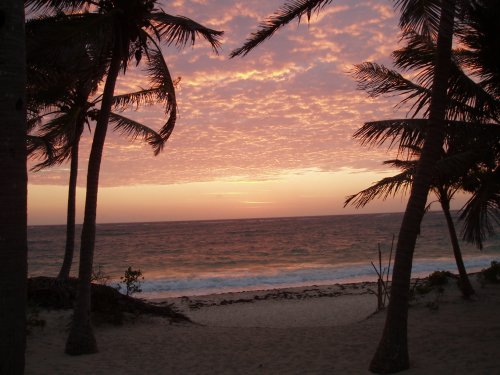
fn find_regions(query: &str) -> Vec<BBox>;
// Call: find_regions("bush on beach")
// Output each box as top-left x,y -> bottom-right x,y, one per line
27,276 -> 190,326
478,261 -> 500,284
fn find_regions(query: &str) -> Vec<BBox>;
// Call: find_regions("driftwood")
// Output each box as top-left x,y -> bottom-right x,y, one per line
27,276 -> 190,325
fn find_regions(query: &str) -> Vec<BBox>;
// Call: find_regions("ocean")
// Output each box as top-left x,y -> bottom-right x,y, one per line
28,212 -> 499,298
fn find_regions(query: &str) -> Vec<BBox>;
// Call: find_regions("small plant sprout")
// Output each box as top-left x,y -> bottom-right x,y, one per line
91,264 -> 111,285
117,266 -> 144,296
370,235 -> 394,311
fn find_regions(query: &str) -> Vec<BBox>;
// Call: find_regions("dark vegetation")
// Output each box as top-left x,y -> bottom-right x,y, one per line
478,261 -> 500,284
27,276 -> 190,326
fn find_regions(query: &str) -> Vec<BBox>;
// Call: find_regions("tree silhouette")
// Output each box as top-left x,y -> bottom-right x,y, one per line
26,25 -> 176,281
26,0 -> 223,355
0,1 -> 28,373
231,0 -> 492,371
345,19 -> 500,299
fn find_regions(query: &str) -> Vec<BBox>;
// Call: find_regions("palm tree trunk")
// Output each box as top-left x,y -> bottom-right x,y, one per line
370,1 -> 456,373
0,1 -> 28,373
65,49 -> 122,355
439,191 -> 475,298
57,128 -> 83,281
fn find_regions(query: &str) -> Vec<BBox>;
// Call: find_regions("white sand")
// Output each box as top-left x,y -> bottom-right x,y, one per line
25,280 -> 500,374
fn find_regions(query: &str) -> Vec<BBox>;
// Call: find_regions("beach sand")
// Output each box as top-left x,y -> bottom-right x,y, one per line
25,278 -> 500,374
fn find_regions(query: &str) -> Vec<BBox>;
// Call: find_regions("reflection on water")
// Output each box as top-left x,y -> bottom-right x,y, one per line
28,212 -> 499,297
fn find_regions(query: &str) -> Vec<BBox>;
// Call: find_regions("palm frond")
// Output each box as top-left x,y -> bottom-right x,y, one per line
459,168 -> 500,249
230,0 -> 333,57
353,119 -> 428,152
344,169 -> 414,208
38,108 -> 82,138
434,149 -> 479,184
354,118 -> 500,155
27,134 -> 56,162
394,30 -> 499,122
25,0 -> 92,13
394,0 -> 442,38
26,12 -> 114,71
458,0 -> 500,99
108,112 -> 164,155
144,47 -> 178,141
352,62 -> 430,117
150,12 -> 223,53
112,88 -> 164,110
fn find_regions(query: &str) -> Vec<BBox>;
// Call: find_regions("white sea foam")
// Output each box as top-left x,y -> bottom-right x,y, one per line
139,256 -> 496,298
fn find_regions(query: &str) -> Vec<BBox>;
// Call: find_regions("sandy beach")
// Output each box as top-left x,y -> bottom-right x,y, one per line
25,278 -> 500,374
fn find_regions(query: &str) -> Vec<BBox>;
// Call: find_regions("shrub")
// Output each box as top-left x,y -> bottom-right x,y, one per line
427,270 -> 452,287
117,266 -> 144,296
91,264 -> 110,285
413,271 -> 452,296
479,261 -> 500,284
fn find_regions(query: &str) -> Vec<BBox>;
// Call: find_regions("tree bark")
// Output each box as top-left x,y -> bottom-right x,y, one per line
65,49 -> 122,355
439,190 -> 475,298
0,1 -> 28,373
57,127 -> 83,281
370,1 -> 456,373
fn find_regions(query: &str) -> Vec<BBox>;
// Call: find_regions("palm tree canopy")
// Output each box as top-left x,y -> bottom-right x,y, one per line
25,0 -> 223,143
349,0 -> 500,250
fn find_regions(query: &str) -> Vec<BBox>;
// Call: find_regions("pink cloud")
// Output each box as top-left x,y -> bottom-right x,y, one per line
29,0 -> 410,188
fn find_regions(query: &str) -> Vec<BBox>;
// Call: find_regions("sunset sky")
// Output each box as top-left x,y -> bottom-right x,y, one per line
27,0 -> 468,225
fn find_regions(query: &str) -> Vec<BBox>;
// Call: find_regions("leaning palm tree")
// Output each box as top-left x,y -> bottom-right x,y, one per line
344,150 -> 484,298
26,0 -> 223,355
0,1 -> 28,373
26,38 -> 103,281
231,0 -> 479,371
345,18 -> 500,298
357,2 -> 499,370
27,35 -> 174,281
352,3 -> 499,369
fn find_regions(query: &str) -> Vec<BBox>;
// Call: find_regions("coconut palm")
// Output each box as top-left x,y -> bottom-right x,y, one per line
26,28 -> 174,281
343,144 -> 496,298
26,37 -> 102,281
26,0 -> 223,354
29,82 -> 170,281
0,1 -> 28,373
231,0 -> 480,371
349,10 -> 500,244
345,17 -> 500,298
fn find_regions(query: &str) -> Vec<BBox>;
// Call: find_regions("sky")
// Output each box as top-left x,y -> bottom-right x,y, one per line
27,0 -> 468,225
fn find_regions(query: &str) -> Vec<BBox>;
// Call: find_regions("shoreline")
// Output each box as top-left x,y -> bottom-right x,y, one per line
125,256 -> 498,300
158,281 -> 380,328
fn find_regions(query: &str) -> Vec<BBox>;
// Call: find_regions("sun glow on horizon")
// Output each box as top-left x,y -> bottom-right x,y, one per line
29,168 -> 409,225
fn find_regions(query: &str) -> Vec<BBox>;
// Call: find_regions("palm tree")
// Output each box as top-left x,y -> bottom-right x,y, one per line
351,41 -> 500,245
369,1 -> 459,370
0,1 -> 28,373
26,31 -> 173,281
366,1 -> 500,371
231,0 -> 479,371
26,0 -> 223,355
26,40 -> 102,281
344,149 -> 485,298
344,17 -> 500,299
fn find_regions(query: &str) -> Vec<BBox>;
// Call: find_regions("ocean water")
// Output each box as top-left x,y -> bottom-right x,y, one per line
28,212 -> 500,298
